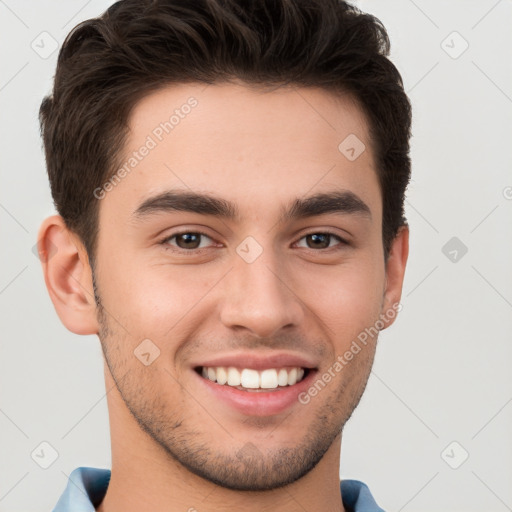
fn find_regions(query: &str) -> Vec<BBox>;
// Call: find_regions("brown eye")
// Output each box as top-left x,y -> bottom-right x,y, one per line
296,232 -> 347,250
307,233 -> 330,249
162,231 -> 214,251
175,233 -> 201,249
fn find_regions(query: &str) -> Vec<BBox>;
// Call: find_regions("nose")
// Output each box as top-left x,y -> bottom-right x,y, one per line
219,248 -> 304,339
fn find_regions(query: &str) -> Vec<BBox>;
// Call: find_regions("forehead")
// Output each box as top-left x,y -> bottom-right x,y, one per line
128,81 -> 372,159
101,81 -> 381,225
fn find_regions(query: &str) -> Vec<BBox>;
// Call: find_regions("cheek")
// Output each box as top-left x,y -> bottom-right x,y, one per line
295,256 -> 385,341
99,256 -> 220,340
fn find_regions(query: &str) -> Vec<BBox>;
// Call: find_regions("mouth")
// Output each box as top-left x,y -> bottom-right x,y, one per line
193,364 -> 317,416
194,365 -> 311,392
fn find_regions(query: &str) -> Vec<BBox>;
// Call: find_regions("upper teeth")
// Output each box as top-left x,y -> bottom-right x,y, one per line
201,366 -> 305,389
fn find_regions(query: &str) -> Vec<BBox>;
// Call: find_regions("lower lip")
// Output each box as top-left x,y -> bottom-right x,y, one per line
195,369 -> 317,416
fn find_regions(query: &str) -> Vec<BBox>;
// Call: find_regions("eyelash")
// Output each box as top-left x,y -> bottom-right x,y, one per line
159,230 -> 348,255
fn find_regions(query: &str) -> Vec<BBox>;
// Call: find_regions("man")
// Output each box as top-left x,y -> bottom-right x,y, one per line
37,0 -> 411,510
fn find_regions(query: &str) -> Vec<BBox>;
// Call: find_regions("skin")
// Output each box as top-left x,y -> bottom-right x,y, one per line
38,81 -> 408,512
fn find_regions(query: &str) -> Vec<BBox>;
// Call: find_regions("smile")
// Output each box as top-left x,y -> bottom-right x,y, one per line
198,366 -> 308,391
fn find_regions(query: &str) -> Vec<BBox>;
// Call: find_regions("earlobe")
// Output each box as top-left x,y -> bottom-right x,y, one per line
37,215 -> 99,335
380,224 -> 409,329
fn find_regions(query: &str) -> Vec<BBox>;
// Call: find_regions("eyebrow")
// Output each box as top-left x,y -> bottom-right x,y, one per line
132,189 -> 372,224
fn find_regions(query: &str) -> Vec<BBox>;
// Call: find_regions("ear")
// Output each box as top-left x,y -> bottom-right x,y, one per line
380,224 -> 409,330
37,215 -> 99,335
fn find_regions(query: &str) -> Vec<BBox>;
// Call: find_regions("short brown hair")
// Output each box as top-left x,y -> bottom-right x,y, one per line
39,0 -> 412,264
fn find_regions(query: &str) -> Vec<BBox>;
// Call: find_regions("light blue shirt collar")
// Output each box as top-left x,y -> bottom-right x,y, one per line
53,466 -> 385,512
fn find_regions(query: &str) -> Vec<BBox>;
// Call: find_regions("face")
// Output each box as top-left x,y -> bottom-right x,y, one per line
92,82 -> 397,490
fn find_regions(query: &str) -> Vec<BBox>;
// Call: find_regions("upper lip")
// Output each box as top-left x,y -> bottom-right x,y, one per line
193,351 -> 319,371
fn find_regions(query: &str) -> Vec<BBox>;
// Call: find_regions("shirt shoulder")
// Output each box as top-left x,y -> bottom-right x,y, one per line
52,466 -> 111,512
340,479 -> 386,512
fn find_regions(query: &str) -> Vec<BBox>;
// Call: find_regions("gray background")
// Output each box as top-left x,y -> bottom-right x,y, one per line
1,0 -> 511,510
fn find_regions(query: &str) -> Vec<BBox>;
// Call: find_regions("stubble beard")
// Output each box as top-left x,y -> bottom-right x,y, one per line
92,273 -> 375,491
